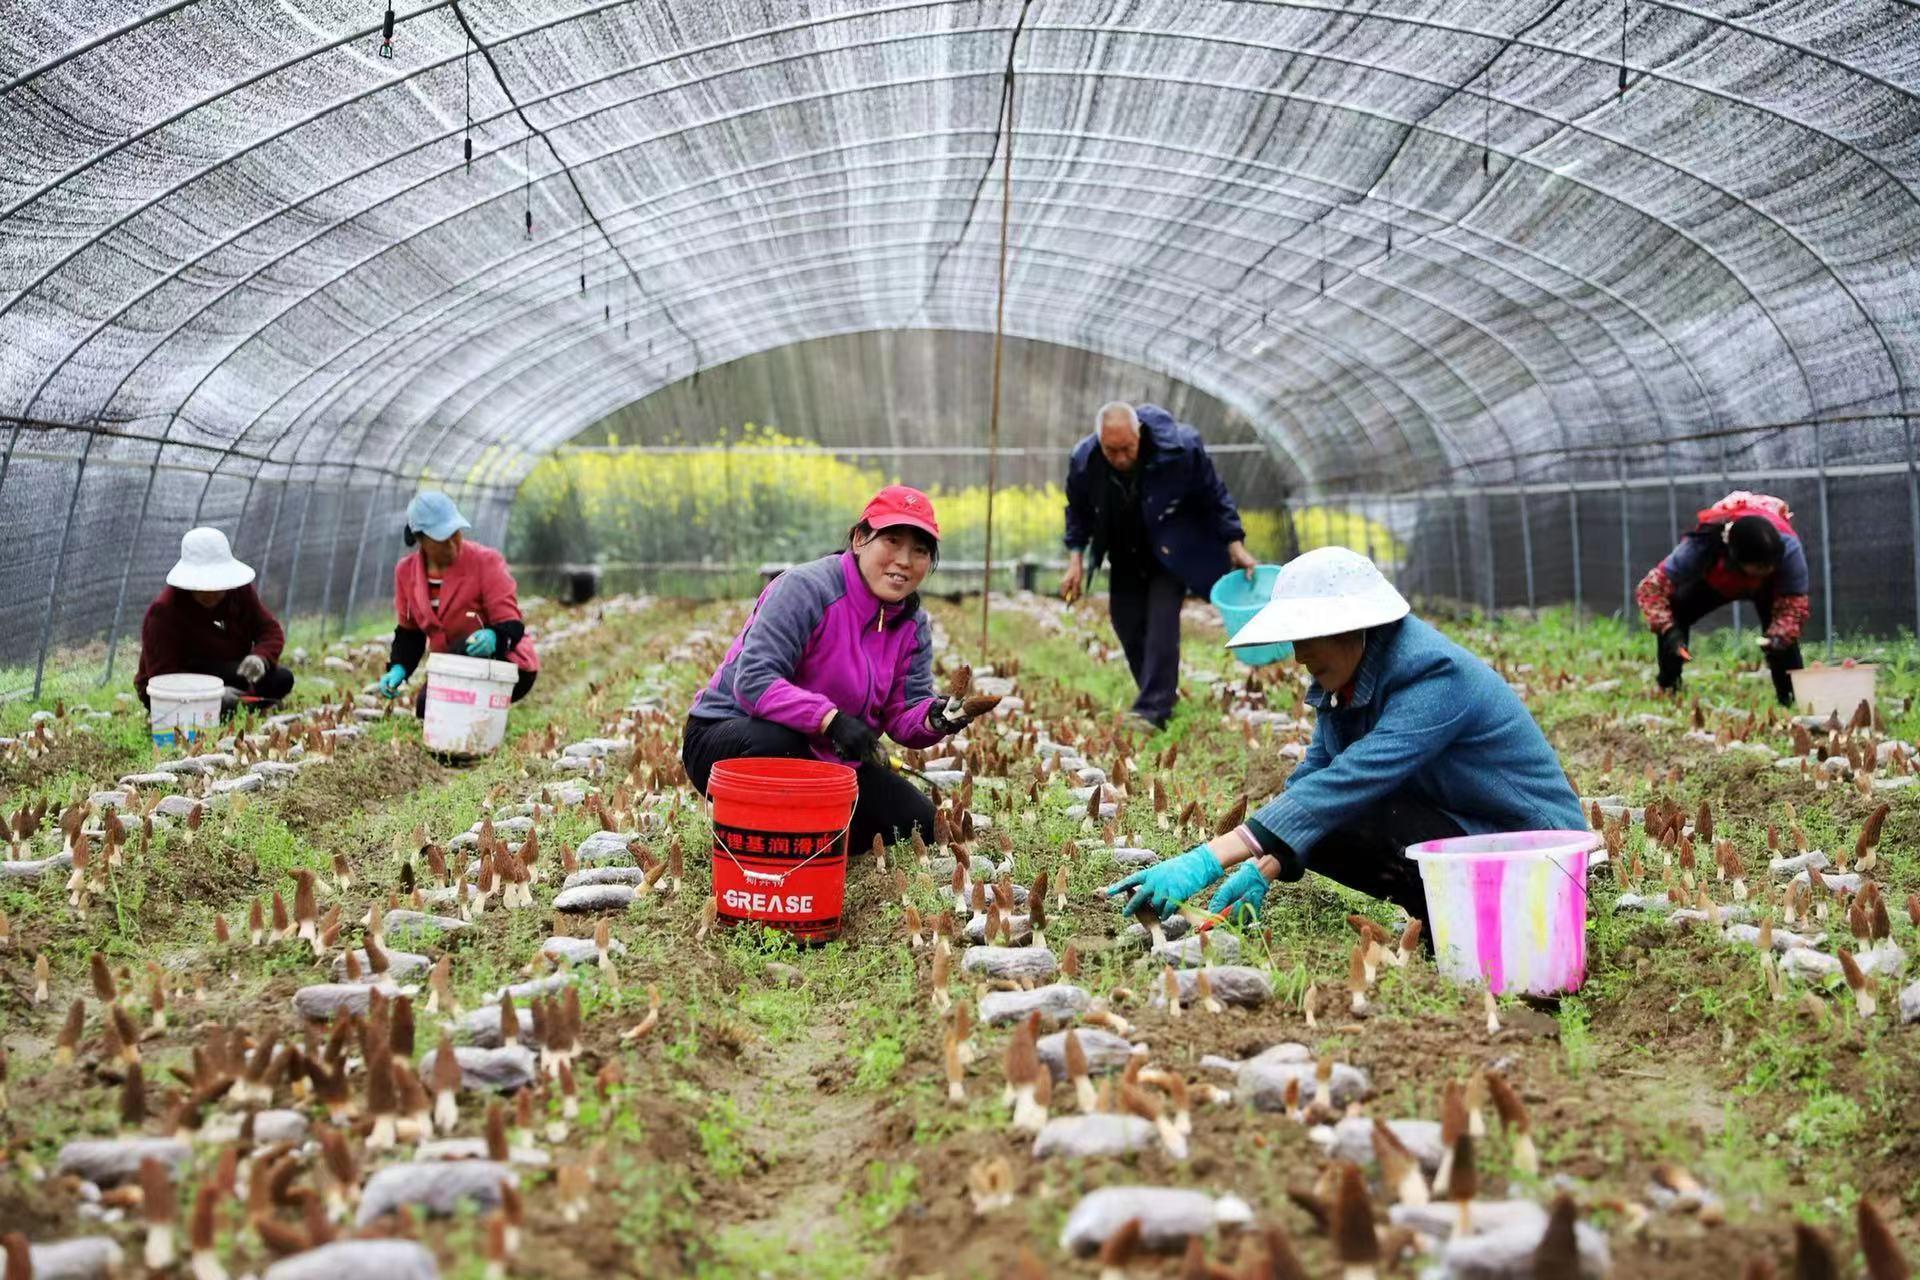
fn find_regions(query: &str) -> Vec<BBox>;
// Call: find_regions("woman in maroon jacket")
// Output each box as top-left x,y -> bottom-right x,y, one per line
135,528 -> 295,713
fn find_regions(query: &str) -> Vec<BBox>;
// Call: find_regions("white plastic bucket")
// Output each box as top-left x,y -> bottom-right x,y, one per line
422,653 -> 518,756
1790,663 -> 1877,721
147,672 -> 224,746
1406,830 -> 1599,997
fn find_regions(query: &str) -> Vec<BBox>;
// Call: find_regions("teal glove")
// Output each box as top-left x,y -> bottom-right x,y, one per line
378,664 -> 408,698
465,628 -> 498,658
1107,845 -> 1223,918
1208,861 -> 1272,922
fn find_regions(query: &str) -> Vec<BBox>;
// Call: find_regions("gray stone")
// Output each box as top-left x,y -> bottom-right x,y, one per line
1722,923 -> 1824,954
765,962 -> 804,989
1390,1200 -> 1550,1239
252,760 -> 302,780
417,1044 -> 538,1092
26,1238 -> 126,1280
1033,1114 -> 1157,1159
1315,1115 -> 1445,1172
155,756 -> 225,775
575,831 -> 640,864
1150,932 -> 1241,968
356,1160 -> 517,1226
980,983 -> 1091,1026
1437,1221 -> 1611,1278
470,815 -> 535,836
1610,893 -> 1671,914
1036,1028 -> 1134,1081
974,676 -> 1016,697
539,935 -> 626,967
381,910 -> 473,945
921,769 -> 966,787
553,883 -> 636,912
1,852 -> 73,880
1790,869 -> 1859,894
562,865 -> 649,889
118,772 -> 178,788
1899,980 -> 1920,1025
413,1138 -> 549,1166
212,772 -> 265,794
1238,1057 -> 1370,1111
153,794 -> 202,819
492,971 -> 574,1003
457,1003 -> 542,1050
55,1137 -> 191,1186
965,913 -> 1031,945
332,949 -> 433,982
1110,847 -> 1161,867
292,982 -> 403,1020
560,739 -> 624,759
1060,1186 -> 1253,1254
265,1239 -> 440,1280
1156,966 -> 1273,1009
961,945 -> 1058,983
1119,914 -> 1193,947
87,790 -> 133,809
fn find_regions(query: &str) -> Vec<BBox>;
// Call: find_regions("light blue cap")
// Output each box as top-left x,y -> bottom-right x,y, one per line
406,490 -> 471,541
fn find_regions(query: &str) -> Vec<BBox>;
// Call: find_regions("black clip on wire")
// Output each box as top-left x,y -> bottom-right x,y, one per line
379,5 -> 396,58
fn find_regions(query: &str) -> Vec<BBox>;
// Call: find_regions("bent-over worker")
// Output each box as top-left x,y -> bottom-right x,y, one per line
682,486 -> 986,855
377,491 -> 539,713
136,528 -> 295,714
1108,547 -> 1583,928
1636,490 -> 1808,707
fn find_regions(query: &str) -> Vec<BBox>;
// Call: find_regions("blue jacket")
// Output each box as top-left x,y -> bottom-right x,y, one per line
1249,616 -> 1583,866
1063,405 -> 1245,597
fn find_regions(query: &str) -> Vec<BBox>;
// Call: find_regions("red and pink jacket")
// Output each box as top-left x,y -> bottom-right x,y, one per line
691,552 -> 945,757
1635,492 -> 1810,642
392,541 -> 539,673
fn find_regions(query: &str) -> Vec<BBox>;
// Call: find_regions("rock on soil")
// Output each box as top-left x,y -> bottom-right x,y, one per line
1110,847 -> 1161,867
202,1109 -> 309,1145
961,945 -> 1058,983
381,910 -> 473,945
413,1138 -> 549,1166
1238,1054 -> 1370,1111
1033,1114 -> 1157,1159
575,831 -> 640,863
1120,915 -> 1193,947
1,852 -> 73,880
26,1238 -> 125,1279
980,983 -> 1090,1025
1036,1028 -> 1134,1080
292,982 -> 404,1020
964,913 -> 1031,944
561,865 -> 649,889
265,1239 -> 440,1280
1899,981 -> 1920,1024
55,1137 -> 192,1186
331,949 -> 432,982
355,1160 -> 517,1226
1150,932 -> 1241,968
417,1045 -> 538,1092
457,1003 -> 542,1049
1313,1115 -> 1445,1172
1060,1185 -> 1253,1254
1155,966 -> 1272,1008
539,934 -> 626,967
553,883 -> 637,912
1435,1220 -> 1611,1278
493,971 -> 574,1003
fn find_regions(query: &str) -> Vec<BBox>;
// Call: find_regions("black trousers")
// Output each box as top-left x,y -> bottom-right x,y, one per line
680,715 -> 934,856
1108,564 -> 1187,725
209,659 -> 296,717
1656,579 -> 1802,706
1297,792 -> 1465,929
412,668 -> 537,717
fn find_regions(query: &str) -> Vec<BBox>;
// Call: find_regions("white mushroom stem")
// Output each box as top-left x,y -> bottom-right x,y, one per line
1010,1084 -> 1047,1134
145,1224 -> 176,1271
434,1088 -> 459,1134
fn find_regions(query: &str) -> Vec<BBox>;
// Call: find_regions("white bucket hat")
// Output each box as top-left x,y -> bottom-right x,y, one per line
166,527 -> 256,592
1226,546 -> 1408,647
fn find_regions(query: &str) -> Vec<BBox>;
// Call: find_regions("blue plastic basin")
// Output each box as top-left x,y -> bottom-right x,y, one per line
1209,566 -> 1293,667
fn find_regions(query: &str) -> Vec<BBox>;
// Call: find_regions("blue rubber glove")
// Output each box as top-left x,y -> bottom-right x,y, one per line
1208,861 -> 1273,922
1107,845 -> 1223,918
465,628 -> 498,658
378,664 -> 408,698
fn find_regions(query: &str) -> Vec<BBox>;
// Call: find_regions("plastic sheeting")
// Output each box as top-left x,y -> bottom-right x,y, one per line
3,1 -> 1920,686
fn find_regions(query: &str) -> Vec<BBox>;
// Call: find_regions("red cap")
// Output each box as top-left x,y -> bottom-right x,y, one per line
862,485 -> 940,540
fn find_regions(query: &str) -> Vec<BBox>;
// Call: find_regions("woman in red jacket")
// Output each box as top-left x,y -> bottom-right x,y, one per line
376,492 -> 539,711
136,528 -> 295,713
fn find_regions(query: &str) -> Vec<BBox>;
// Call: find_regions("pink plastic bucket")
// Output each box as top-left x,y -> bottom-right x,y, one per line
1405,830 -> 1598,996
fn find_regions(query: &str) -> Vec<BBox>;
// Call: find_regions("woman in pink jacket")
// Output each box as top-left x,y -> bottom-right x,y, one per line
377,491 -> 539,712
683,486 -> 984,854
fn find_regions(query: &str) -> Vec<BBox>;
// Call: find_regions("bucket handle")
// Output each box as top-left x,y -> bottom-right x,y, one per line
704,797 -> 854,890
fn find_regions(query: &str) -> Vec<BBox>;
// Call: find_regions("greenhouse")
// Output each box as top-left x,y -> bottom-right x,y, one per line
2,3 -> 1918,1277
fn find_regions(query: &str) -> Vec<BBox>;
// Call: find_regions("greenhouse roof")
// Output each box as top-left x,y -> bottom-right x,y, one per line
4,0 -> 1919,497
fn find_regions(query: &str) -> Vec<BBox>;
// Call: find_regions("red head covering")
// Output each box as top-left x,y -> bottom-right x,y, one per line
862,485 -> 940,540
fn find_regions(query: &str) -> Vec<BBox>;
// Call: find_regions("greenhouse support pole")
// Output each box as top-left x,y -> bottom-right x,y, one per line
1479,493 -> 1496,615
1448,487 -> 1464,604
1663,442 -> 1678,546
281,476 -> 320,621
1720,436 -> 1740,641
98,438 -> 170,686
1618,449 -> 1632,621
257,472 -> 291,595
1812,420 -> 1834,657
315,472 -> 353,644
342,475 -> 388,637
31,434 -> 97,698
1907,416 -> 1920,638
980,55 -> 1017,657
1515,488 -> 1536,612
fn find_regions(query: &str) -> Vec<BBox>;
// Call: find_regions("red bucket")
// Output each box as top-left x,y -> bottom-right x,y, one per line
708,757 -> 859,944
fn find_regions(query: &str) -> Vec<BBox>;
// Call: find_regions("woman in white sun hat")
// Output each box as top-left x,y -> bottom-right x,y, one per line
135,527 -> 294,713
1108,546 -> 1582,929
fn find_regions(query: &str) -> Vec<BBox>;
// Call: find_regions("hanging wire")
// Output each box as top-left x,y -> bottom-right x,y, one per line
1384,150 -> 1393,260
462,33 -> 473,173
523,133 -> 532,238
1482,60 -> 1492,175
1618,0 -> 1629,97
379,3 -> 396,58
1318,217 -> 1326,295
578,215 -> 586,295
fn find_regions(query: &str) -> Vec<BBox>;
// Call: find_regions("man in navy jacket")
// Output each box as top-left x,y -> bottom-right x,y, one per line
1061,402 -> 1256,726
